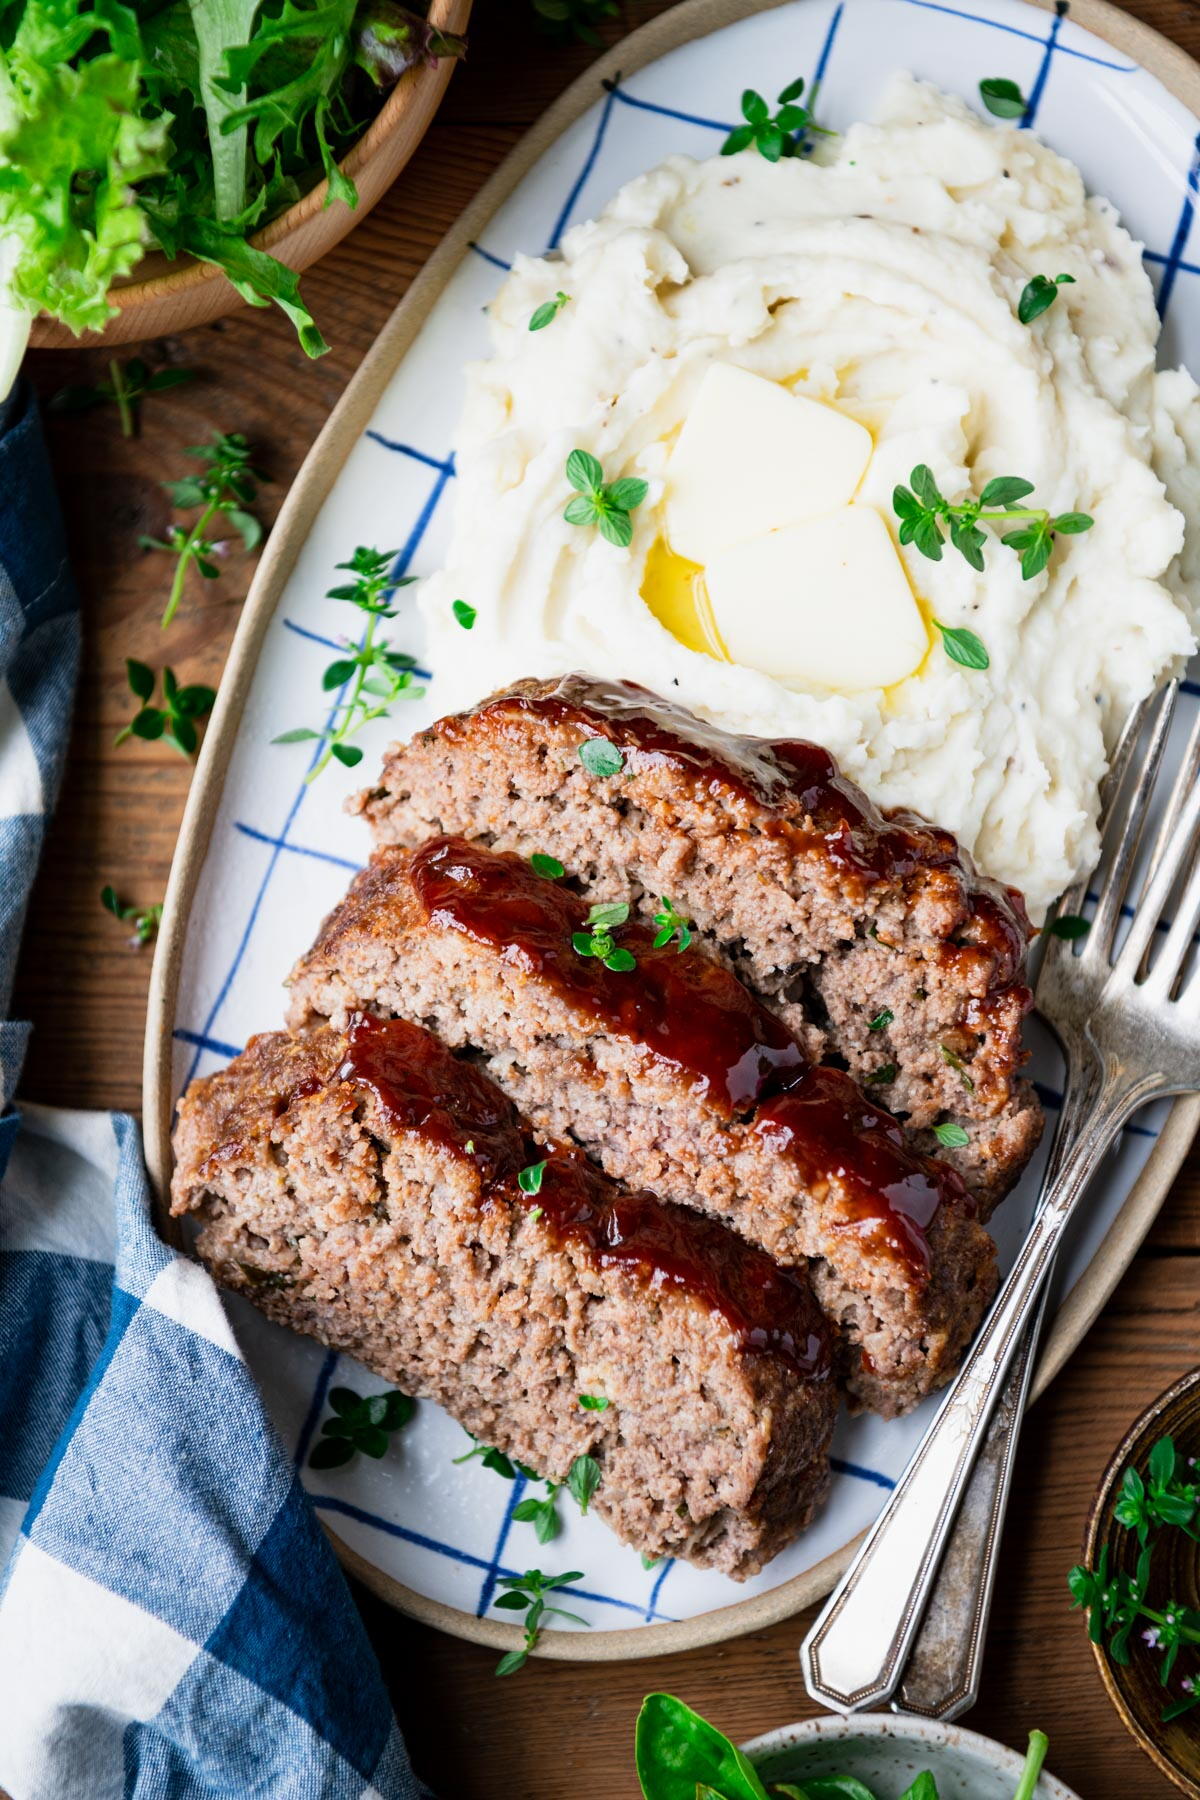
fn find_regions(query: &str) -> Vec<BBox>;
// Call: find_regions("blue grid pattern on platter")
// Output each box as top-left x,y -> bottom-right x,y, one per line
172,0 -> 1199,1637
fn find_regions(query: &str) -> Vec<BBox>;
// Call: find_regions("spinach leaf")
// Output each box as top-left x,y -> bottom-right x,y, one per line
635,1694 -> 771,1800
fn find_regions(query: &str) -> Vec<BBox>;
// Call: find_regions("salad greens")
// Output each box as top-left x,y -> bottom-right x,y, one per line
635,1696 -> 1050,1800
0,0 -> 465,353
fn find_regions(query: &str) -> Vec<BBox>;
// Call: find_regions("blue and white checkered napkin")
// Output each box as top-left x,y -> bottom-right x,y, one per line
0,381 -> 429,1800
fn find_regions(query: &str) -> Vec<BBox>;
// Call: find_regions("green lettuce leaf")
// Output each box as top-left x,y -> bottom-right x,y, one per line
144,196 -> 329,356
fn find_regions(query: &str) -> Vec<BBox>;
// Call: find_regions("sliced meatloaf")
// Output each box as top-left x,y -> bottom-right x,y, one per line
171,1014 -> 836,1579
287,836 -> 998,1417
352,675 -> 1042,1210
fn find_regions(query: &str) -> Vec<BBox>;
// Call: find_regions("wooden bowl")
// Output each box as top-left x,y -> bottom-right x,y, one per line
1084,1366 -> 1200,1798
28,0 -> 471,350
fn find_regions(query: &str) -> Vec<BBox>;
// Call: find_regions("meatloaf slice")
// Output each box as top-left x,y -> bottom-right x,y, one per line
352,675 -> 1042,1211
287,836 -> 998,1418
171,1015 -> 836,1579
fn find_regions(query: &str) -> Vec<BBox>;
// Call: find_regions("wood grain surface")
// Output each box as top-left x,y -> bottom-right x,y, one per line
12,1 -> 1200,1793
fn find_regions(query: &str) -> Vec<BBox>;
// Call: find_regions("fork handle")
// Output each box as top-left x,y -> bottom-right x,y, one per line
801,1073 -> 1145,1712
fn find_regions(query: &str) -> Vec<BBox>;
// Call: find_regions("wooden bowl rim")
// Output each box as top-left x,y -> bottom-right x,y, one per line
1084,1367 -> 1200,1799
145,0 -> 1200,1662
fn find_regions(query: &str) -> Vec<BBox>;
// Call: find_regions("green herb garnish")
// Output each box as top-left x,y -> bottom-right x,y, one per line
531,852 -> 565,879
867,1009 -> 893,1032
307,1384 -> 413,1471
893,463 -> 1092,583
932,621 -> 990,671
572,901 -> 637,972
939,1044 -> 976,1093
579,1394 -> 609,1411
652,896 -> 693,952
1070,1436 -> 1200,1722
1018,272 -> 1075,324
493,1567 -> 588,1677
101,885 -> 163,947
1048,913 -> 1090,940
49,357 -> 197,438
578,736 -> 624,777
115,660 -> 215,759
452,598 -> 476,630
529,290 -> 570,330
512,1479 -> 563,1544
720,77 -> 832,161
933,1121 -> 971,1149
865,1063 -> 897,1086
272,546 -> 423,781
641,1553 -> 661,1571
979,76 -> 1026,118
518,1160 -> 548,1196
139,433 -> 264,629
567,1452 -> 601,1514
563,449 -> 648,549
453,1436 -> 537,1481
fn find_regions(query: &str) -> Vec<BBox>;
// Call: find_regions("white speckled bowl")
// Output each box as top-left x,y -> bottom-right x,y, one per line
743,1713 -> 1081,1799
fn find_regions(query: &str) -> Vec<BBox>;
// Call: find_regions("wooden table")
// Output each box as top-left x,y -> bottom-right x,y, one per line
14,2 -> 1200,1792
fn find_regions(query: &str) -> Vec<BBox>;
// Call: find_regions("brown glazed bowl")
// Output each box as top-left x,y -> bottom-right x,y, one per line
28,0 -> 471,349
1084,1365 -> 1200,1797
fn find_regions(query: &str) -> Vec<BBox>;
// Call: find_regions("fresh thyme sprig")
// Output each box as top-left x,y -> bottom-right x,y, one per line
518,1159 -> 548,1195
940,1044 -> 976,1093
573,901 -> 637,972
530,290 -> 570,331
272,547 -> 424,782
115,660 -> 215,759
579,1394 -> 609,1411
452,599 -> 476,630
493,1567 -> 589,1676
140,433 -> 264,630
511,1453 -> 601,1545
933,1121 -> 970,1149
980,76 -> 1026,119
308,1385 -> 414,1471
453,1435 -> 537,1481
721,77 -> 833,161
1019,272 -> 1075,324
531,852 -> 565,879
578,737 -> 624,777
100,885 -> 163,947
652,896 -> 693,951
1070,1435 -> 1200,1722
49,356 -> 197,438
563,450 -> 648,548
893,463 -> 1093,584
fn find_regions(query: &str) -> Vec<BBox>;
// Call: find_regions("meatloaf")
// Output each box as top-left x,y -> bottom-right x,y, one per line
352,675 -> 1042,1210
170,1013 -> 837,1578
287,836 -> 998,1417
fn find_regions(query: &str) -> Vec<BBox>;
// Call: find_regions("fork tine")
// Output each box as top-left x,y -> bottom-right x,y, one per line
1085,682 -> 1178,964
1113,767 -> 1200,987
1148,840 -> 1200,1004
1052,692 -> 1155,922
1137,706 -> 1200,978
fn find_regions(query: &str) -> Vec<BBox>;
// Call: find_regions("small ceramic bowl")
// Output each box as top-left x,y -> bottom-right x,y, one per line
27,0 -> 471,349
742,1712 -> 1080,1799
1084,1365 -> 1200,1798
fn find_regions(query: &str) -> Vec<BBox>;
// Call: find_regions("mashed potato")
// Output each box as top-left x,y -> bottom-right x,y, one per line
418,75 -> 1200,919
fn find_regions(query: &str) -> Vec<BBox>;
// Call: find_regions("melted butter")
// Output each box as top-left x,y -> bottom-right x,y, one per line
641,537 -> 730,661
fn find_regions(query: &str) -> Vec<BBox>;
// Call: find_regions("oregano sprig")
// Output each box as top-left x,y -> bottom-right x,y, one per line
493,1567 -> 589,1677
308,1385 -> 414,1471
115,660 -> 215,758
140,432 -> 264,629
893,463 -> 1093,584
563,450 -> 648,548
273,547 -> 424,782
721,77 -> 833,161
49,356 -> 197,438
572,901 -> 637,972
100,885 -> 163,947
1070,1435 -> 1200,1722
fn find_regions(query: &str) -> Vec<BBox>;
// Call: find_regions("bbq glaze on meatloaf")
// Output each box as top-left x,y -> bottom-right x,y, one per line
352,676 -> 1042,1210
171,1014 -> 837,1579
287,837 -> 998,1418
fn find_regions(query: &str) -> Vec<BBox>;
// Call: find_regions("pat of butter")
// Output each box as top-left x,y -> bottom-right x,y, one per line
665,364 -> 873,566
704,508 -> 929,693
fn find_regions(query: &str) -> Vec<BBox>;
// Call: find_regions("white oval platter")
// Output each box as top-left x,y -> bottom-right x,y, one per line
147,0 -> 1200,1661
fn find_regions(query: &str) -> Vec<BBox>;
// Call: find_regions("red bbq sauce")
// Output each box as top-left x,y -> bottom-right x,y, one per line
337,1012 -> 830,1380
439,674 -> 1030,980
409,835 -> 803,1115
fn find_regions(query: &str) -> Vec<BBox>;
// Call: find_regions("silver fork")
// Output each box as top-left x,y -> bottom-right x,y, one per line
803,680 -> 1200,1714
891,687 -> 1162,1718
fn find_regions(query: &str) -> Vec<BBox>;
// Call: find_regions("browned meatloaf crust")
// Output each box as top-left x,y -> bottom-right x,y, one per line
352,675 -> 1042,1211
287,836 -> 998,1418
170,1014 -> 837,1579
